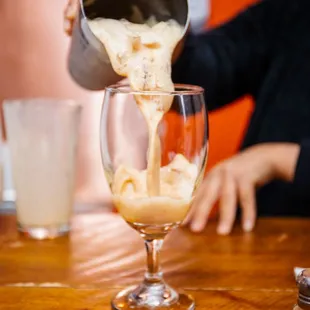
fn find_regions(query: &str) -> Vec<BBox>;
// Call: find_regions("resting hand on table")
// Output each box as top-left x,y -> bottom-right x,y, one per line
184,143 -> 300,235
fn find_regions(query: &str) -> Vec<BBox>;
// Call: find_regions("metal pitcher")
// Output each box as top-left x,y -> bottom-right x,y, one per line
68,0 -> 189,91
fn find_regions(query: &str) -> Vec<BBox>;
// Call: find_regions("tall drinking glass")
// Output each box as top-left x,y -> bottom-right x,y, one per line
4,99 -> 81,240
101,84 -> 209,309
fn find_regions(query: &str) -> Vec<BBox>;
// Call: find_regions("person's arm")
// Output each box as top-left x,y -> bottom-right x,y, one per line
185,142 -> 300,235
172,0 -> 285,110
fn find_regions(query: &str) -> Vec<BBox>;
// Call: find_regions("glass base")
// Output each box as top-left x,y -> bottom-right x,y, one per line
18,223 -> 70,240
111,284 -> 195,310
128,222 -> 180,239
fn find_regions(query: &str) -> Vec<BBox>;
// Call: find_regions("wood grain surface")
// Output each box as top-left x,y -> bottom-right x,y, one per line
0,209 -> 306,309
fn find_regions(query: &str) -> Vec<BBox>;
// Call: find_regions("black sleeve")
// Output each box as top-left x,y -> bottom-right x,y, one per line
293,140 -> 310,200
172,0 -> 286,111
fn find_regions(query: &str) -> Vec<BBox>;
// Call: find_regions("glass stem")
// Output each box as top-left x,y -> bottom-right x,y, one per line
144,239 -> 164,284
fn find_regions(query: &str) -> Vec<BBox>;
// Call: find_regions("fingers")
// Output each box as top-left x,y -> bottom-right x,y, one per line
64,0 -> 79,36
238,180 -> 256,232
65,0 -> 78,19
184,162 -> 258,235
182,205 -> 195,226
64,19 -> 74,37
188,171 -> 222,233
217,172 -> 237,235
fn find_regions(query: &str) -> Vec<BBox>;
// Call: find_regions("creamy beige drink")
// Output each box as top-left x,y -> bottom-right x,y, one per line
113,154 -> 198,224
89,18 -> 198,226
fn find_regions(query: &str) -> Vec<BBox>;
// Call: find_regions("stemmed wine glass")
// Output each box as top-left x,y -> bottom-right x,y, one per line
100,84 -> 208,309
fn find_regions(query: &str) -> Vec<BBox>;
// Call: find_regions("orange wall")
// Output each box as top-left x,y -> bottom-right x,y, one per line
208,0 -> 258,27
205,0 -> 257,171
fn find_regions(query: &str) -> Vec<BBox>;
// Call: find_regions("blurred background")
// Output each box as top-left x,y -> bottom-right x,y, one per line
0,0 -> 106,208
0,0 -> 257,210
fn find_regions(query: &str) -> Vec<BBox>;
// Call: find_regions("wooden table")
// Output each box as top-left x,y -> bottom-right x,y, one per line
0,207 -> 308,309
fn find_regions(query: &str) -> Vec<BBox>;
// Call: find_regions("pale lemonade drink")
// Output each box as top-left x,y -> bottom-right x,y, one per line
4,100 -> 80,238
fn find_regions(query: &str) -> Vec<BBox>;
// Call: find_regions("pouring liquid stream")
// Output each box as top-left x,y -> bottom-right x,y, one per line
89,17 -> 198,227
